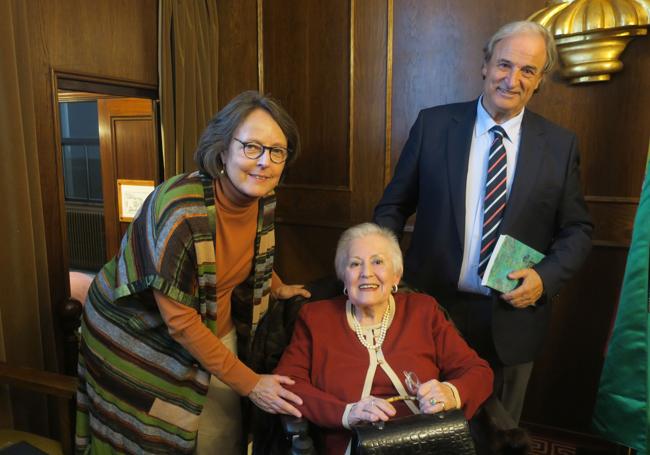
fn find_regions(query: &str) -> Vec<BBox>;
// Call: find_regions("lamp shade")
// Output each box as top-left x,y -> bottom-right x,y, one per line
529,0 -> 649,83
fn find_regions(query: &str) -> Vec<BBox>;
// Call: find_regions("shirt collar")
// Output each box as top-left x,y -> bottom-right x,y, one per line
475,95 -> 525,143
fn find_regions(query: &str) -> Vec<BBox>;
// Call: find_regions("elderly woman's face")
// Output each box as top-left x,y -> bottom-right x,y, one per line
343,234 -> 401,309
221,108 -> 287,199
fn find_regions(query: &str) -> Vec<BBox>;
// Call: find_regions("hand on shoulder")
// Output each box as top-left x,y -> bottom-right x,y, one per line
272,284 -> 311,300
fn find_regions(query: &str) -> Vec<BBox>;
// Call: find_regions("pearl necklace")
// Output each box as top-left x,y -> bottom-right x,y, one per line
350,301 -> 392,351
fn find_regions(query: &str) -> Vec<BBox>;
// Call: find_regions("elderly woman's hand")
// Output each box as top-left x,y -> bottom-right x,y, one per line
417,379 -> 457,414
272,284 -> 311,300
348,396 -> 396,426
249,374 -> 303,417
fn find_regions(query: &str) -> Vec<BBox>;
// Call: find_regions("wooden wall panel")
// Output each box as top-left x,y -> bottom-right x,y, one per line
114,119 -> 157,181
265,0 -> 351,189
42,0 -> 157,85
216,1 -> 391,281
264,0 -> 352,234
260,0 -> 390,282
349,1 -> 388,222
217,0 -> 259,107
525,247 -> 629,430
529,37 -> 650,199
274,224 -> 341,283
587,197 -> 640,248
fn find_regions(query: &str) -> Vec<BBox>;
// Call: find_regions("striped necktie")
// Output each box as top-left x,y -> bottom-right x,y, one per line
478,125 -> 508,278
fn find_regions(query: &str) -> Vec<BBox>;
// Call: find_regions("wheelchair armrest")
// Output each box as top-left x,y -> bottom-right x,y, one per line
280,414 -> 310,437
279,415 -> 317,454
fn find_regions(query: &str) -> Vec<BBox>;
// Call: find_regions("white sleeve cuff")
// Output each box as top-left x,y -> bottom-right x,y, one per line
443,381 -> 462,409
342,403 -> 355,429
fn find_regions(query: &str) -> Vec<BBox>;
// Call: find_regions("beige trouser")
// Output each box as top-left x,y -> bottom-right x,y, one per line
196,328 -> 242,455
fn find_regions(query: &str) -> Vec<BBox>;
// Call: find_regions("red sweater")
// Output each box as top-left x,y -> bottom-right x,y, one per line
275,292 -> 493,454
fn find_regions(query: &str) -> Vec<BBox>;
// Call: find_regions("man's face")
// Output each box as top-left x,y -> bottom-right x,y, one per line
481,32 -> 546,123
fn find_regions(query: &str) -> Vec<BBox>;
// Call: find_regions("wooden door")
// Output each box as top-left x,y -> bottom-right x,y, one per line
98,98 -> 159,259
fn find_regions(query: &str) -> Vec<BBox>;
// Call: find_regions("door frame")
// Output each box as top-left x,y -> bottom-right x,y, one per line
51,70 -> 159,276
50,70 -> 160,373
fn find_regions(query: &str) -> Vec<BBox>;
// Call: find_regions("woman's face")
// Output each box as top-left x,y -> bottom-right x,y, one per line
343,234 -> 401,309
221,108 -> 287,199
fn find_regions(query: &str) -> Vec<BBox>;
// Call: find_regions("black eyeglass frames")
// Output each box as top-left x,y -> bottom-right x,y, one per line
233,137 -> 289,164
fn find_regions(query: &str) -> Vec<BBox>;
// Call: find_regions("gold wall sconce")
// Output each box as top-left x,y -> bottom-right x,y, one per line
529,0 -> 650,83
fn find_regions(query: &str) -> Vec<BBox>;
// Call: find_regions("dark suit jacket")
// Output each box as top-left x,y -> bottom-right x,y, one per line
373,99 -> 593,365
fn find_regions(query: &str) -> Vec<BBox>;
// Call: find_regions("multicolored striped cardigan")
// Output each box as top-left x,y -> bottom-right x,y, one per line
75,171 -> 275,454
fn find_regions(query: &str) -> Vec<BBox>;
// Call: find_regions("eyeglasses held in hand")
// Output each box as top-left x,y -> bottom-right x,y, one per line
404,370 -> 421,395
384,370 -> 421,403
233,137 -> 289,164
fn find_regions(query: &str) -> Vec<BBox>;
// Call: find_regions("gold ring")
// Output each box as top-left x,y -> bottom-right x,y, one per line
440,401 -> 446,411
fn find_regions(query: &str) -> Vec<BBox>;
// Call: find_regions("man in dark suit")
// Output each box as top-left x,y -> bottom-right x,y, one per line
373,21 -> 592,424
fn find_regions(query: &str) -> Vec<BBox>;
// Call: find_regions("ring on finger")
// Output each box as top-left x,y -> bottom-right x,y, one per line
429,398 -> 436,406
439,401 -> 446,411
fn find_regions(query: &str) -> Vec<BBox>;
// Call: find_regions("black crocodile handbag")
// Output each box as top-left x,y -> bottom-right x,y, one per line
352,409 -> 476,455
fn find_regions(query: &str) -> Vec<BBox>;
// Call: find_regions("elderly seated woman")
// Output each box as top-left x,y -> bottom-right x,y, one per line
274,222 -> 494,453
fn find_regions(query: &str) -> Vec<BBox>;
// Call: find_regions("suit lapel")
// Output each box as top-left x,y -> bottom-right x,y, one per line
501,110 -> 545,232
447,101 -> 477,245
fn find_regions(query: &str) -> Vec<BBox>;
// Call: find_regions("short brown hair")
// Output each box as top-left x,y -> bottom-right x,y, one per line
194,91 -> 300,178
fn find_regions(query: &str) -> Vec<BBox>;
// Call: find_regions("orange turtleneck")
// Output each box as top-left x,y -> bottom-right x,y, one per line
154,175 -> 283,395
213,174 -> 257,338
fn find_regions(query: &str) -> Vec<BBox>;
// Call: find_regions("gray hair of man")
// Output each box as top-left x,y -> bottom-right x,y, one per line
483,20 -> 558,76
194,90 -> 301,179
334,222 -> 404,281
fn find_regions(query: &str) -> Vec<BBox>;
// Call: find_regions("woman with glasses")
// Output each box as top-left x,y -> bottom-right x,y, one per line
275,223 -> 494,454
76,91 -> 310,454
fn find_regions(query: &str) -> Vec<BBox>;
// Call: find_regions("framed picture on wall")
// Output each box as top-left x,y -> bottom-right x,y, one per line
117,179 -> 155,222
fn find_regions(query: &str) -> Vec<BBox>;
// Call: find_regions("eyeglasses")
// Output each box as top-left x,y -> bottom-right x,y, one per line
403,370 -> 421,395
233,138 -> 289,164
385,371 -> 420,403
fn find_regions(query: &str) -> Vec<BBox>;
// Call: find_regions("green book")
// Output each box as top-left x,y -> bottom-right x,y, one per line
481,234 -> 545,293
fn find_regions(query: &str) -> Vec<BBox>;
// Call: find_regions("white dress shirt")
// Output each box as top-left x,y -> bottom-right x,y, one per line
457,97 -> 524,295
